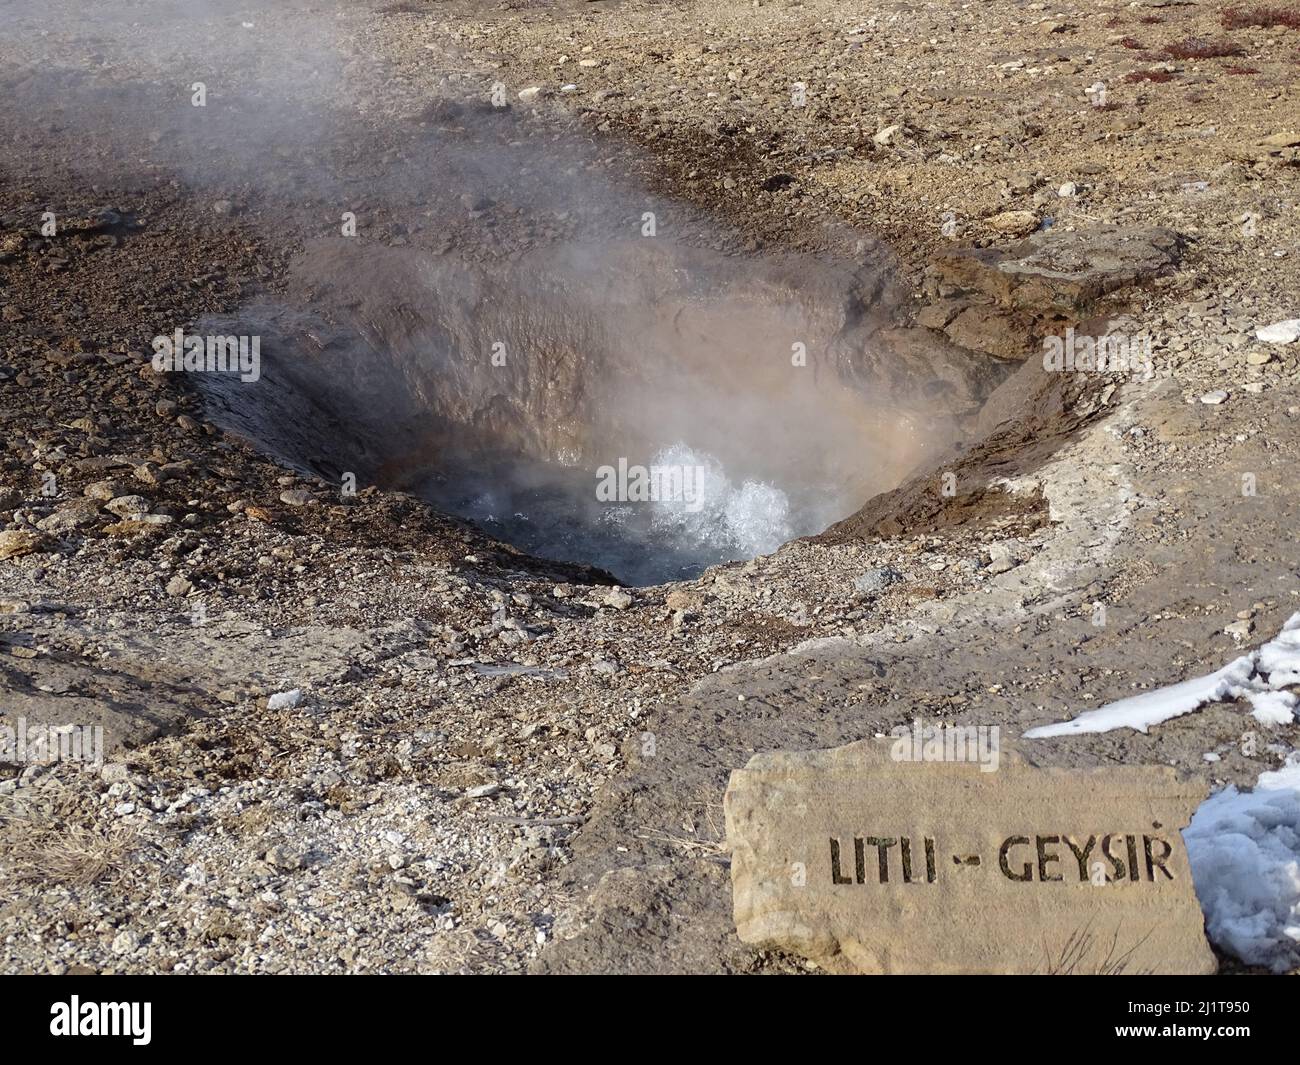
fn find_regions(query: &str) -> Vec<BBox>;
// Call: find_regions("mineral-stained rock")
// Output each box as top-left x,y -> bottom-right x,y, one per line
102,518 -> 170,537
725,738 -> 1215,974
943,304 -> 1039,361
931,225 -> 1182,314
986,210 -> 1039,237
0,529 -> 47,559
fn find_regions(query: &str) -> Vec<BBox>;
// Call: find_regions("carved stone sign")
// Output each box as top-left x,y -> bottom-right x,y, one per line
724,739 -> 1215,974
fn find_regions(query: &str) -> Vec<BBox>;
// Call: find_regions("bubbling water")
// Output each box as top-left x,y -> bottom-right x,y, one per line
418,442 -> 834,586
642,444 -> 793,560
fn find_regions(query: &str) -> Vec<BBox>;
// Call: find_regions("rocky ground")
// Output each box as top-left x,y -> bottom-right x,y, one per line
0,0 -> 1297,973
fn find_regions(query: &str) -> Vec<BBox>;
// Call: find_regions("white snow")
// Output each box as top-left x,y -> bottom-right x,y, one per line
266,688 -> 301,710
1255,318 -> 1300,344
1185,757 -> 1300,973
1258,620 -> 1300,685
1246,690 -> 1299,727
1024,611 -> 1300,738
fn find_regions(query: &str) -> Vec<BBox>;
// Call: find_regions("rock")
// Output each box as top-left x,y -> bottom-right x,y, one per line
1234,133 -> 1300,163
1058,182 -> 1077,198
102,519 -> 167,537
725,738 -> 1215,974
133,463 -> 166,486
465,783 -> 502,799
986,556 -> 1017,574
853,566 -> 904,596
104,495 -> 149,518
518,87 -> 545,103
83,479 -> 130,501
665,588 -> 704,611
109,930 -> 139,956
986,210 -> 1039,237
931,225 -> 1182,313
278,489 -> 314,507
1007,171 -> 1039,194
165,574 -> 192,597
1224,619 -> 1254,642
943,304 -> 1038,360
1199,390 -> 1229,405
1255,319 -> 1300,344
1245,350 -> 1274,366
35,498 -> 101,533
915,299 -> 967,330
872,123 -> 903,146
264,844 -> 304,871
603,588 -> 634,610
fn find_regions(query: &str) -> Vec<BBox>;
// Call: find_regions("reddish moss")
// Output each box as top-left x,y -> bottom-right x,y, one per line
1224,63 -> 1262,72
1124,69 -> 1177,82
1163,36 -> 1248,58
1221,5 -> 1300,29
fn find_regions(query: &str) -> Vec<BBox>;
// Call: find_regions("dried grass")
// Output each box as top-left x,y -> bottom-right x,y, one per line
0,807 -> 138,889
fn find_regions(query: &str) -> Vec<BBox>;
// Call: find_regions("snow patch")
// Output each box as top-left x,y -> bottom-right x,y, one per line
1024,611 -> 1300,738
1185,757 -> 1300,972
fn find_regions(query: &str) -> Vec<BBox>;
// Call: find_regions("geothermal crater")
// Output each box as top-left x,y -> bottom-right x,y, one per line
198,238 -> 1003,584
